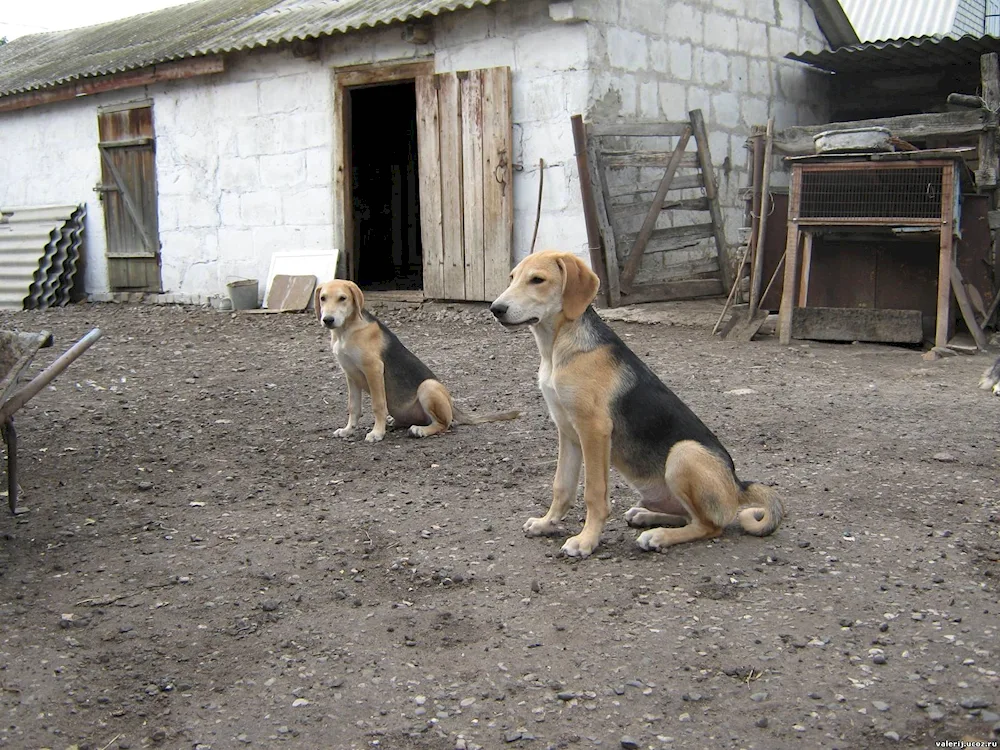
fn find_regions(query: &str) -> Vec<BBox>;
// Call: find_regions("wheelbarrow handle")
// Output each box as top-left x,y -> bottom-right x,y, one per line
0,328 -> 103,423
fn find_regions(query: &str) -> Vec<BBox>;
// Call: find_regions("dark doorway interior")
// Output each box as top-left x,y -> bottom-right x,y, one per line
349,82 -> 422,290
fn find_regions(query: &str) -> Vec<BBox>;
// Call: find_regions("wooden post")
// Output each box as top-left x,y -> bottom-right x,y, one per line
798,232 -> 813,308
571,115 -> 611,305
935,162 -> 956,348
749,117 -> 775,315
778,165 -> 803,344
978,53 -> 999,190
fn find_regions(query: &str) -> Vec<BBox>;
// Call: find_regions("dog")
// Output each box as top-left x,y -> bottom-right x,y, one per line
982,354 -> 1000,396
316,279 -> 518,442
489,250 -> 783,558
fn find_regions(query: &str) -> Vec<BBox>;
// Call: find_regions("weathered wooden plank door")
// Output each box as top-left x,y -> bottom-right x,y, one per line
96,101 -> 161,292
416,67 -> 512,301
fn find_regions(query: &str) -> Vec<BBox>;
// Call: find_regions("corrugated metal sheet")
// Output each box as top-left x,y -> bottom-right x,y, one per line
0,205 -> 86,310
839,0 -> 959,44
787,33 -> 1000,74
0,0 -> 502,98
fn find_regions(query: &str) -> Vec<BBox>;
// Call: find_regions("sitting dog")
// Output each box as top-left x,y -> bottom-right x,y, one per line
982,354 -> 1000,396
316,279 -> 518,442
489,250 -> 783,558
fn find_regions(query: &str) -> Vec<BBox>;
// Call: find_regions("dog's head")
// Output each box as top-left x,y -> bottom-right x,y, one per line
315,279 -> 364,330
489,250 -> 600,329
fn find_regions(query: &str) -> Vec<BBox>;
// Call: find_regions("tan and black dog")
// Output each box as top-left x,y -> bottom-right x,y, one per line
316,279 -> 518,442
489,250 -> 783,558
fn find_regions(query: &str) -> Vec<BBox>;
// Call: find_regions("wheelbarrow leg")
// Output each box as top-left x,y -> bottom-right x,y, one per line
1,418 -> 17,514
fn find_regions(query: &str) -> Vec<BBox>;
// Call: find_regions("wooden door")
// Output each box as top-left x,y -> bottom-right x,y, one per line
96,102 -> 161,291
416,67 -> 512,301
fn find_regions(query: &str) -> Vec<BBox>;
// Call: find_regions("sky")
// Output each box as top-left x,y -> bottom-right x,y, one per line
1,0 -> 195,41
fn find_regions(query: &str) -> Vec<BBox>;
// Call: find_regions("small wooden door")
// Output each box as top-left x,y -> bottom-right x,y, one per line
96,101 -> 161,292
415,67 -> 512,301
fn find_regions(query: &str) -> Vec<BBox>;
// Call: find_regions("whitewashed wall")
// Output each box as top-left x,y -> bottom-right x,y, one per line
0,0 -> 831,302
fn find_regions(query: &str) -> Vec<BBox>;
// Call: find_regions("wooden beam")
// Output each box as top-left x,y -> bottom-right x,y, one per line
790,307 -> 923,344
620,278 -> 723,304
936,163 -> 956,348
978,53 -> 1000,189
950,261 -> 989,349
774,110 -> 987,156
0,56 -> 225,113
618,126 -> 692,294
748,117 -> 774,315
588,121 -> 691,138
778,169 -> 804,344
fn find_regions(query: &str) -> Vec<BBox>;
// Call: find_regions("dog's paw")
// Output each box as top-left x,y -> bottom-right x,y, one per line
386,415 -> 396,427
523,516 -> 563,537
624,506 -> 652,527
560,533 -> 598,558
635,529 -> 666,552
333,427 -> 356,438
408,425 -> 428,438
364,429 -> 385,443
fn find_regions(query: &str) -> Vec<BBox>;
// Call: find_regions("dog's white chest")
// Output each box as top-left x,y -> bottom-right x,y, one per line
538,362 -> 573,430
332,339 -> 367,384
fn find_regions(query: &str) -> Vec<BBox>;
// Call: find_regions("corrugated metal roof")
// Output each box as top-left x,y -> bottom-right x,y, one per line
0,0 -> 501,98
787,33 -> 1000,74
0,205 -> 85,310
839,0 -> 959,44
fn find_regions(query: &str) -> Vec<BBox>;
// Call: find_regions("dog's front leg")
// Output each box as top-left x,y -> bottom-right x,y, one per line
363,359 -> 389,443
524,429 -> 581,538
561,424 -> 612,558
334,376 -> 363,438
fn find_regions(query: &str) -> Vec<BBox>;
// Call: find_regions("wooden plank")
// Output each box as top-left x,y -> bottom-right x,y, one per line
601,152 -> 700,169
336,60 -> 434,87
0,57 -> 225,113
778,168 -> 804,344
774,110 -> 987,156
571,115 -> 612,305
790,307 -> 923,343
612,197 -> 710,221
461,70 -> 486,301
438,73 -> 466,300
936,162 -> 955,347
689,109 -> 732,296
621,223 -> 715,255
621,278 -> 724,304
950,261 -> 989,349
606,172 -> 704,198
590,142 -> 622,307
589,121 -> 691,138
978,53 -> 999,189
415,74 -> 445,298
618,126 -> 692,294
798,232 -> 813,308
482,67 -> 513,300
749,118 -> 773,314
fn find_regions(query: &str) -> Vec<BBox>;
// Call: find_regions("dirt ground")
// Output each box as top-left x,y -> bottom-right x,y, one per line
0,299 -> 997,750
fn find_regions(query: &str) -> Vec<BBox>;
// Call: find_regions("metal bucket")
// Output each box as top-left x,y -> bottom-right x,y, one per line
227,279 -> 259,310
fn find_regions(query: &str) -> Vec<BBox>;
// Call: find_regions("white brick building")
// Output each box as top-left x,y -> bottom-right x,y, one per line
0,0 -> 855,305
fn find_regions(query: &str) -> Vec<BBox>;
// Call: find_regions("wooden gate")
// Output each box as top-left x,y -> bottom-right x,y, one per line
416,67 -> 512,301
95,101 -> 161,292
575,110 -> 732,307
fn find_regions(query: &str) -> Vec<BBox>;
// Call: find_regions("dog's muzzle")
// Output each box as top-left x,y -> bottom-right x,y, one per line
322,316 -> 338,329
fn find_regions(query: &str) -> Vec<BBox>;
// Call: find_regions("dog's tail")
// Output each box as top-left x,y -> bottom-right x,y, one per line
735,480 -> 784,537
452,405 -> 520,425
980,355 -> 1000,395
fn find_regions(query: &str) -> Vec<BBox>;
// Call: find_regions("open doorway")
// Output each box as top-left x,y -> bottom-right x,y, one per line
348,82 -> 422,291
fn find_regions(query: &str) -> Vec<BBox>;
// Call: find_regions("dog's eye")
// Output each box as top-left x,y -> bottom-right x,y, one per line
319,295 -> 326,302
529,276 -> 545,285
338,295 -> 347,302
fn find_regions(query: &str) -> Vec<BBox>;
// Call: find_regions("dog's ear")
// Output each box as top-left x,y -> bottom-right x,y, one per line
557,253 -> 600,320
314,287 -> 323,323
348,282 -> 365,319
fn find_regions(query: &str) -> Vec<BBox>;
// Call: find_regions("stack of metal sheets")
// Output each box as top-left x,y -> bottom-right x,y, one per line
0,204 -> 85,310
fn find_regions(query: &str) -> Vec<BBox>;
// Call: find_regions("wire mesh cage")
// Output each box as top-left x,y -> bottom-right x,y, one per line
799,165 -> 945,222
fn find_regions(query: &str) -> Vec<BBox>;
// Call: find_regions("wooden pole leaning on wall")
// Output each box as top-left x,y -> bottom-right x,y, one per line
748,118 -> 775,316
571,114 -> 611,305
